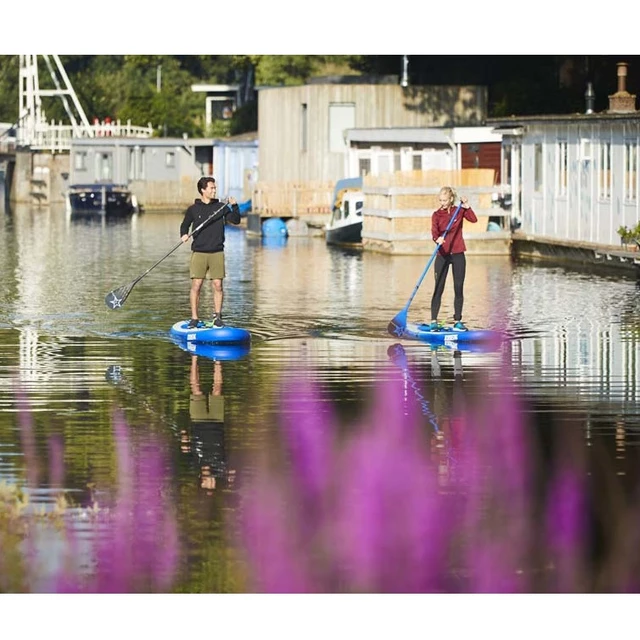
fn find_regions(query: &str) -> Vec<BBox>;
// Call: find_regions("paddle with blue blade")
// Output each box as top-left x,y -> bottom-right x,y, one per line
104,201 -> 229,310
387,201 -> 463,337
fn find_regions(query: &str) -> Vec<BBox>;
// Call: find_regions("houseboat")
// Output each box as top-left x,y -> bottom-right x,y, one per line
325,177 -> 364,245
65,183 -> 141,218
488,61 -> 640,274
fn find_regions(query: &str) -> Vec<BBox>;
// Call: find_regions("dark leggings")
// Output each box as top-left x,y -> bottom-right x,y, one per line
430,252 -> 466,322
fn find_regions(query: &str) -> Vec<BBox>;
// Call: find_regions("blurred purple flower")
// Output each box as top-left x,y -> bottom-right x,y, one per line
55,409 -> 179,593
9,391 -> 180,593
238,365 -> 637,593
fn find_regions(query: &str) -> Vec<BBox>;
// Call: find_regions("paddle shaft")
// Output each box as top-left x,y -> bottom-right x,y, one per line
401,202 -> 463,312
129,201 -> 229,288
104,201 -> 230,309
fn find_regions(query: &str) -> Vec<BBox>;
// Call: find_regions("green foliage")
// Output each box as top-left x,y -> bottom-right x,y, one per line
230,100 -> 257,136
0,56 -> 19,122
617,222 -> 640,245
3,55 -> 629,136
206,118 -> 232,138
253,54 -> 365,86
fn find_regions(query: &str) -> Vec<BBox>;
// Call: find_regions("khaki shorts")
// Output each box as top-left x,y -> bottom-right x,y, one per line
190,251 -> 225,280
190,393 -> 225,422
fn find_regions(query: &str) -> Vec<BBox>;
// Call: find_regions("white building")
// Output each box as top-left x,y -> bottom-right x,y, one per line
490,62 -> 639,248
344,126 -> 503,179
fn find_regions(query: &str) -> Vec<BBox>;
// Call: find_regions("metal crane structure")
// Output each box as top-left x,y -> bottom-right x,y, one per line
18,54 -> 94,149
17,55 -> 152,151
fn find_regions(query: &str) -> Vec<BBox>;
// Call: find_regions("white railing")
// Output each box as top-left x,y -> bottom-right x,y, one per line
16,119 -> 154,152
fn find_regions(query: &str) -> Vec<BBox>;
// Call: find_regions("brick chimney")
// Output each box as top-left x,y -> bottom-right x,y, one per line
608,61 -> 636,113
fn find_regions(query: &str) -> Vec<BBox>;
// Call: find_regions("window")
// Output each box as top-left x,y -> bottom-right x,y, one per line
140,149 -> 146,180
358,157 -> 370,176
412,153 -> 423,171
556,141 -> 568,196
624,142 -> 638,201
599,142 -> 611,199
74,151 -> 87,171
580,138 -> 592,161
301,103 -> 308,152
128,147 -> 145,179
329,103 -> 355,153
96,152 -> 112,181
534,143 -> 543,192
502,143 -> 512,186
165,151 -> 175,168
377,151 -> 392,175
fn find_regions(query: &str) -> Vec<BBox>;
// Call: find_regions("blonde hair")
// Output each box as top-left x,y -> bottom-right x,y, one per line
439,186 -> 457,204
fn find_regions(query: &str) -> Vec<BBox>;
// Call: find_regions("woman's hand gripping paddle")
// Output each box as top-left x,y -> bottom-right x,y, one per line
387,201 -> 463,337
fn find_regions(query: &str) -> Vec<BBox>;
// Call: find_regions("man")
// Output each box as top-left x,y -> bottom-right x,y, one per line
180,177 -> 241,328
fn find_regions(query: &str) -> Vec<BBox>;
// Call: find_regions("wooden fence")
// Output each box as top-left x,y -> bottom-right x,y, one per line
361,168 -> 511,255
251,181 -> 334,226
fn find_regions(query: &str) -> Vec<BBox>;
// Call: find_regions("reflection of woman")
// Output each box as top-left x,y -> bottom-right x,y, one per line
428,348 -> 466,486
184,356 -> 234,492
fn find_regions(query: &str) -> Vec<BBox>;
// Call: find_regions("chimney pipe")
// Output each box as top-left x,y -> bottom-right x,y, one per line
608,61 -> 636,113
400,55 -> 409,88
617,62 -> 628,93
585,82 -> 595,114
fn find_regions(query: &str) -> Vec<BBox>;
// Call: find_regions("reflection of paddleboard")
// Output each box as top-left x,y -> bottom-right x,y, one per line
171,336 -> 251,361
170,320 -> 251,345
403,322 -> 502,349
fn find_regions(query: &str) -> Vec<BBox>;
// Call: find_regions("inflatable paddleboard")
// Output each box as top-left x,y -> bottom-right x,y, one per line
403,322 -> 502,348
170,320 -> 251,345
171,335 -> 250,361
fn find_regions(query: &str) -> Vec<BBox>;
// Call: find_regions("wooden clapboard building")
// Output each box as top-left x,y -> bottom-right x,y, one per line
253,76 -> 488,225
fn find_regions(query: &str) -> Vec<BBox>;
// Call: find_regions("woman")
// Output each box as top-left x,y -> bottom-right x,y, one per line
427,186 -> 477,332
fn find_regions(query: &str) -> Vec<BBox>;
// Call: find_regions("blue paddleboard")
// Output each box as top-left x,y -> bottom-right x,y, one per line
403,322 -> 502,348
171,335 -> 251,361
170,320 -> 251,345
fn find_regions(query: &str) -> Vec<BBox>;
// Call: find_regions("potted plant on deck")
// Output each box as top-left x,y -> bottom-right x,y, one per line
617,222 -> 640,251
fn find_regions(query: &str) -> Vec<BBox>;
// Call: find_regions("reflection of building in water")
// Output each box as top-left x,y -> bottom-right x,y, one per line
183,356 -> 233,492
509,269 -> 640,404
250,233 -> 510,332
17,328 -> 70,383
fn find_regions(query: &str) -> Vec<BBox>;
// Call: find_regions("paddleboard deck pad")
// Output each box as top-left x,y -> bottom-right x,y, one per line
403,322 -> 502,347
170,320 -> 251,345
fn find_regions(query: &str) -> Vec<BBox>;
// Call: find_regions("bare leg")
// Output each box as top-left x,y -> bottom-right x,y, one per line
212,278 -> 223,316
190,278 -> 204,319
189,355 -> 202,395
213,360 -> 222,395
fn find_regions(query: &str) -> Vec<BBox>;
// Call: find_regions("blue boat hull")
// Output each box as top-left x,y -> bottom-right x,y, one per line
170,320 -> 251,345
403,322 -> 502,347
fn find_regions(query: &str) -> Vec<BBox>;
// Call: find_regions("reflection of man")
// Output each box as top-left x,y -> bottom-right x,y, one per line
183,355 -> 234,493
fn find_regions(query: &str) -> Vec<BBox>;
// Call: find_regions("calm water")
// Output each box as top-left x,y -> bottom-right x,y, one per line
1,203 -> 639,592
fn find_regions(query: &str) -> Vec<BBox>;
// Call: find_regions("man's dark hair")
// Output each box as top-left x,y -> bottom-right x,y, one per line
197,177 -> 215,195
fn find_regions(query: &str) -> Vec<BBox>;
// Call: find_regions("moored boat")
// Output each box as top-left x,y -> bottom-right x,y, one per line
325,177 -> 364,246
66,183 -> 142,217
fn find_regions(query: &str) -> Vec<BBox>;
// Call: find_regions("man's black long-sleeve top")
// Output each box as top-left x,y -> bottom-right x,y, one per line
180,198 -> 241,253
